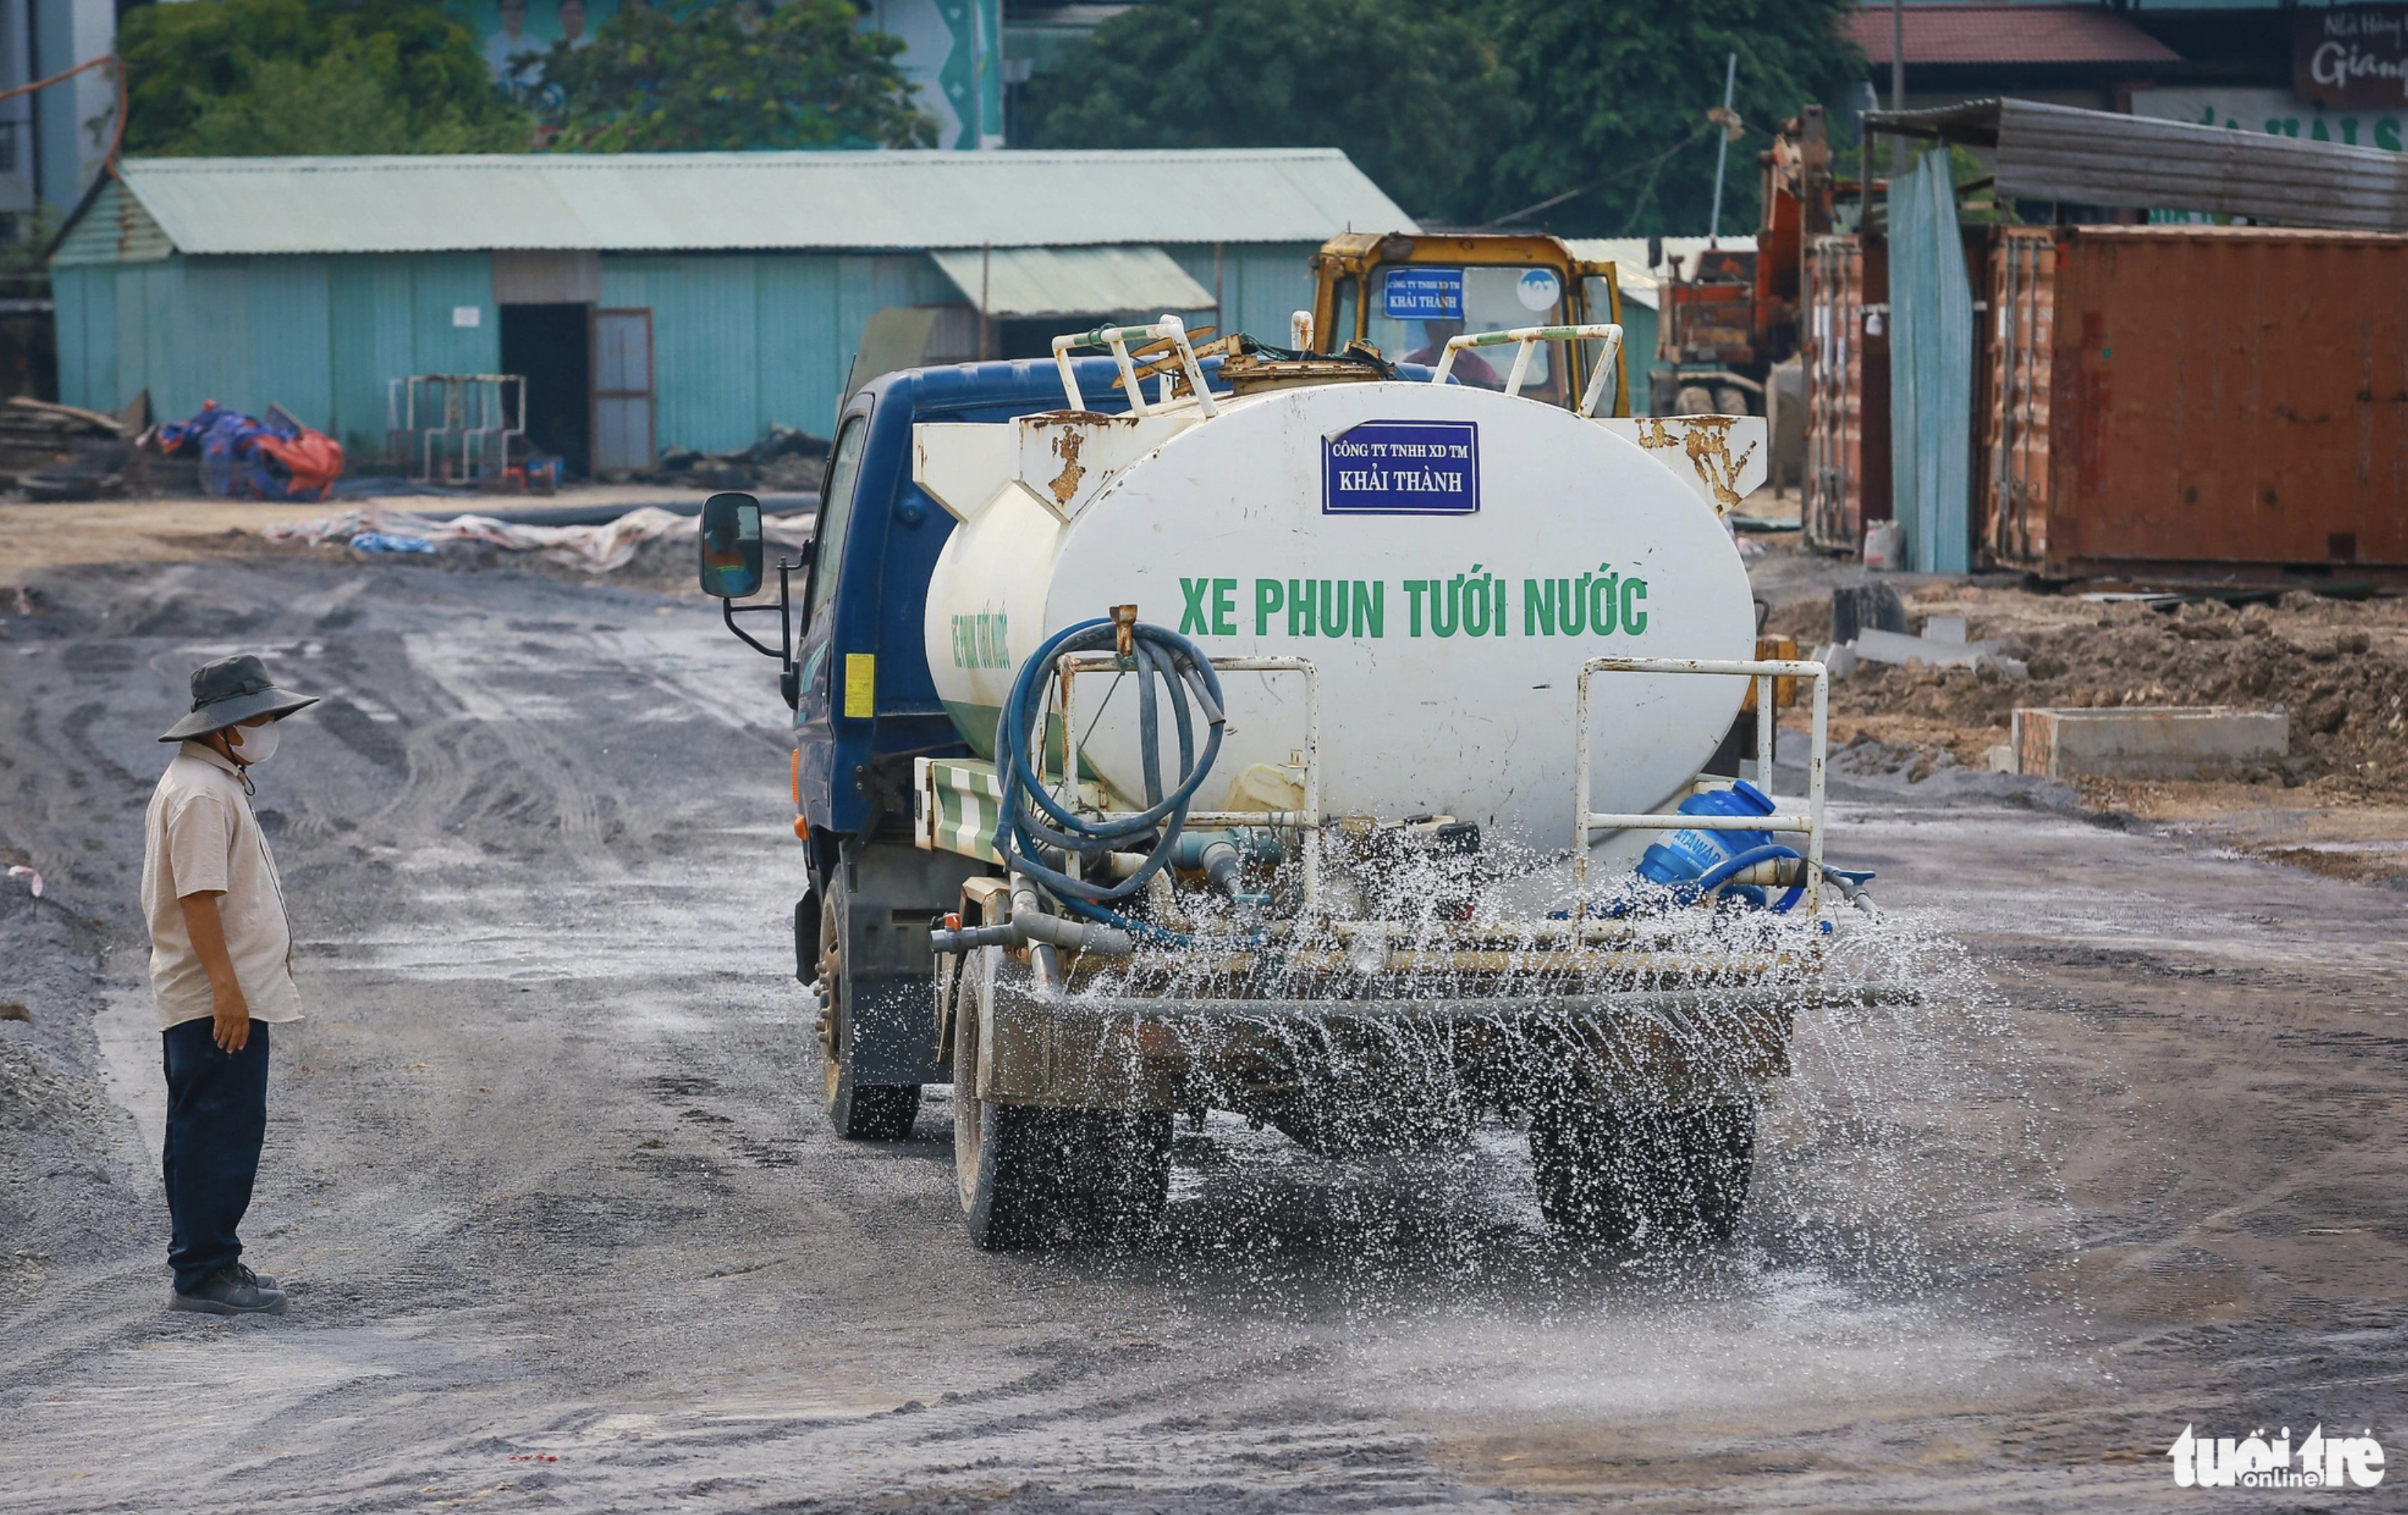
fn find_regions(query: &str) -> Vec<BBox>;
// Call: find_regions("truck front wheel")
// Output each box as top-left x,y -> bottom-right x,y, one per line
818,895 -> 920,1140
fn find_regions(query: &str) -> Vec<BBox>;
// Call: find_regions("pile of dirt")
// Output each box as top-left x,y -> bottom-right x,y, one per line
1769,586 -> 2408,803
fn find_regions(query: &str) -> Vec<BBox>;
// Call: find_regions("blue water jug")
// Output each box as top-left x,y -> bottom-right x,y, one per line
1635,779 -> 1777,892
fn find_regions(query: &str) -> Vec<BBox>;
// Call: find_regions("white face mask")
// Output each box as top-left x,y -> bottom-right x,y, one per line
227,721 -> 280,766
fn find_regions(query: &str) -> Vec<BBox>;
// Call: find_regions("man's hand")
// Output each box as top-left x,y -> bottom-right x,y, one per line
211,982 -> 253,1052
179,890 -> 251,1052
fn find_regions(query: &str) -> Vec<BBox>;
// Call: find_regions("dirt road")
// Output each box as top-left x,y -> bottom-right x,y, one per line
2,551 -> 2402,1511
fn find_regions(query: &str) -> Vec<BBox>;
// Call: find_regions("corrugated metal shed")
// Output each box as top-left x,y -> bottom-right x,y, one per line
90,150 -> 1415,256
929,246 -> 1214,318
1867,97 -> 2408,232
1846,5 -> 2178,67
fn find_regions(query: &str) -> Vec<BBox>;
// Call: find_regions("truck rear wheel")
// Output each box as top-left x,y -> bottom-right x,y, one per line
818,896 -> 919,1140
953,948 -> 1169,1249
1530,1099 -> 1755,1248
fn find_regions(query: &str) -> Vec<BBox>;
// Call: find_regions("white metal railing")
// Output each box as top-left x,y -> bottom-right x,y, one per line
1054,654 -> 1322,906
1574,656 -> 1831,913
1051,315 -> 1219,420
1430,323 -> 1624,416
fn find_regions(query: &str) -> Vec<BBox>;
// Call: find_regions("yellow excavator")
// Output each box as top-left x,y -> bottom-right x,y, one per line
1306,231 -> 1630,416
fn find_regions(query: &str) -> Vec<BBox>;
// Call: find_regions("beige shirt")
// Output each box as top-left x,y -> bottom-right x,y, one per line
141,741 -> 304,1031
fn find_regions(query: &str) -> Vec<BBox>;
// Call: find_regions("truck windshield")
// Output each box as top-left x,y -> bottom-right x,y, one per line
1363,263 -> 1567,397
806,416 -> 868,628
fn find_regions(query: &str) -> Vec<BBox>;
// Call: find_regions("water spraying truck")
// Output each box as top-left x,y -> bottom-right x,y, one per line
699,314 -> 1865,1251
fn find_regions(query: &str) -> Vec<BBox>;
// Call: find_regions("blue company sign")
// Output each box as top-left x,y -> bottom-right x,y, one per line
1380,267 -> 1463,320
1323,421 -> 1480,515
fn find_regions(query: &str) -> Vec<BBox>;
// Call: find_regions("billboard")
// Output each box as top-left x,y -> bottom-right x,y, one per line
2295,5 -> 2408,110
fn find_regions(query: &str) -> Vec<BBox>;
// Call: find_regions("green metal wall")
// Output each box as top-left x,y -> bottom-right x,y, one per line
56,252 -> 499,460
54,242 -> 1324,464
598,252 -> 948,452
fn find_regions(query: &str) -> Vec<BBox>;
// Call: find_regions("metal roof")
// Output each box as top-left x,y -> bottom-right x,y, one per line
930,245 -> 1213,318
1846,5 -> 2178,67
1867,97 -> 2408,231
90,151 -> 1414,257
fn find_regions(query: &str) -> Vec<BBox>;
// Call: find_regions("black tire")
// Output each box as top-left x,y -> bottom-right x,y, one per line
819,891 -> 920,1140
1067,1110 -> 1172,1241
1647,1103 -> 1755,1245
1529,1099 -> 1755,1248
953,950 -> 1169,1249
1529,1103 -> 1648,1246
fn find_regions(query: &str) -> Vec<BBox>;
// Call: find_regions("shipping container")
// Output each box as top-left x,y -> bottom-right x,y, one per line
1803,234 -> 1892,554
1983,224 -> 2408,580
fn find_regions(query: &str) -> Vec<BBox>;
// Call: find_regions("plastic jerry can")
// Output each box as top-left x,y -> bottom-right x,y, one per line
1635,779 -> 1777,888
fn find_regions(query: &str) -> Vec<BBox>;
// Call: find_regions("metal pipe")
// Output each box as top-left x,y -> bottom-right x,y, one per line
1051,335 -> 1086,412
1583,812 -> 1817,832
1891,0 -> 1907,180
1708,52 -> 1738,245
1577,328 -> 1624,417
1755,670 -> 1775,797
1433,325 -> 1623,401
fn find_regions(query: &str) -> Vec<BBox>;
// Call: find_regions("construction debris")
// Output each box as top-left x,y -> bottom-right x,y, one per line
1770,581 -> 2408,801
261,503 -> 813,575
153,402 -> 344,503
654,424 -> 828,492
0,395 -> 134,500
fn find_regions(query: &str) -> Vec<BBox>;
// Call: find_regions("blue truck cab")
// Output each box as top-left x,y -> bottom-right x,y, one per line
773,357 -> 1157,1138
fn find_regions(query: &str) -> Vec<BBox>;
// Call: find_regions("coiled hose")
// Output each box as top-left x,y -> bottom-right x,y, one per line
995,617 -> 1226,920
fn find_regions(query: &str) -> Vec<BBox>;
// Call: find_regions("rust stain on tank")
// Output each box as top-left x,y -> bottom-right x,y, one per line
1047,427 -> 1086,504
1626,416 -> 1755,514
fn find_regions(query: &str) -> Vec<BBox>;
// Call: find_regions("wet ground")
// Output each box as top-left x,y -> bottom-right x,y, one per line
2,553 -> 2403,1511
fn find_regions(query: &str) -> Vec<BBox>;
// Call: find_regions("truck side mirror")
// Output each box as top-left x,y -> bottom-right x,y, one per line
699,492 -> 764,599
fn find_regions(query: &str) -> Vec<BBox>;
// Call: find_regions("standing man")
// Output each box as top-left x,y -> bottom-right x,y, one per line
141,655 -> 316,1316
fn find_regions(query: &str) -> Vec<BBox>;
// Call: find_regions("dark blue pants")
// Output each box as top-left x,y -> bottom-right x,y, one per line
162,1019 -> 271,1295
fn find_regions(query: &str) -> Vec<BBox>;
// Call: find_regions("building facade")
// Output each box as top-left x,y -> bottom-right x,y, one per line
49,149 -> 1408,473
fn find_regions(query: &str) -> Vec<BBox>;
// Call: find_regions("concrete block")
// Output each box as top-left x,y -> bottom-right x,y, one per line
1854,627 -> 2003,668
1923,615 -> 1969,643
2010,706 -> 2289,780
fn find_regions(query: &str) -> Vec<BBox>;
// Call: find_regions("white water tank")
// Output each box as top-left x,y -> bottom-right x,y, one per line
915,380 -> 1755,844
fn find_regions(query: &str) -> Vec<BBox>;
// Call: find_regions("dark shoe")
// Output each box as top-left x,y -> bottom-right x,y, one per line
171,1265 -> 288,1316
230,1262 -> 278,1292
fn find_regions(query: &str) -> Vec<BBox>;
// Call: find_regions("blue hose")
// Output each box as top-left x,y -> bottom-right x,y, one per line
995,616 -> 1226,910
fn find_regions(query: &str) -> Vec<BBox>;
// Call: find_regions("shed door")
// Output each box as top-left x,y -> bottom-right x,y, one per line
591,308 -> 654,475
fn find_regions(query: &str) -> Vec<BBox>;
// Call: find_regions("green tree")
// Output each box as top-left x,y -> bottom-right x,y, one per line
1482,0 -> 1865,236
1018,0 -> 1518,224
120,0 -> 529,156
537,0 -> 934,152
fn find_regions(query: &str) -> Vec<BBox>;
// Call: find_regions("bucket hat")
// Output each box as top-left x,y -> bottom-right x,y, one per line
158,654 -> 318,743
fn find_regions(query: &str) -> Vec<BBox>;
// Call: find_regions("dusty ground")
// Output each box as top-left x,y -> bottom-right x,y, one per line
1,543 -> 2403,1511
